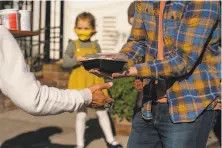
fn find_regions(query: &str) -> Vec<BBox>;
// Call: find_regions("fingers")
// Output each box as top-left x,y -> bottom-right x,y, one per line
112,72 -> 124,78
213,102 -> 221,110
89,69 -> 100,74
134,80 -> 143,91
89,69 -> 113,80
90,97 -> 113,108
92,99 -> 106,106
77,56 -> 87,62
88,82 -> 113,94
112,67 -> 137,78
89,89 -> 114,108
105,97 -> 113,103
89,69 -> 104,78
112,71 -> 128,78
112,73 -> 120,78
97,82 -> 113,90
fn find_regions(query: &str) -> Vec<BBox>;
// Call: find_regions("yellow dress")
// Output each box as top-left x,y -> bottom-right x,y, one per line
68,40 -> 108,96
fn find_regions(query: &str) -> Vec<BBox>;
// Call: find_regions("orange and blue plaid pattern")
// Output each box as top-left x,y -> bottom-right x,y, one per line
121,1 -> 221,123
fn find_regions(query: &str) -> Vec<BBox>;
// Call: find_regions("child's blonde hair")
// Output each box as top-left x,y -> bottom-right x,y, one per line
75,12 -> 96,29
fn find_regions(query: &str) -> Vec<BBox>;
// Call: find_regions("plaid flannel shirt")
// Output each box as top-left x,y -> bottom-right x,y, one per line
121,1 -> 221,123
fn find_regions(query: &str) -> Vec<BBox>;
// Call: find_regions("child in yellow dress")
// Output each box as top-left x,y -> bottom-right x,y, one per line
62,12 -> 122,148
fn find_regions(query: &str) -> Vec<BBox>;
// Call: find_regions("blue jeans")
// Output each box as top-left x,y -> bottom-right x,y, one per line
127,103 -> 219,148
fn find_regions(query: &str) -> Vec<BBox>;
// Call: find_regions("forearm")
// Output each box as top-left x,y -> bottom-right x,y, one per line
1,77 -> 92,115
62,54 -> 78,68
120,2 -> 147,67
133,1 -> 220,79
62,41 -> 80,68
134,54 -> 186,79
27,84 -> 92,115
121,40 -> 146,67
0,26 -> 92,115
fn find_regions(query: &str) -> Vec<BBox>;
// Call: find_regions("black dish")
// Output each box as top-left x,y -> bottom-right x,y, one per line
82,59 -> 127,73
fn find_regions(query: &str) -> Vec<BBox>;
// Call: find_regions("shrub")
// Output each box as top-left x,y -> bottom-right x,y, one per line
109,77 -> 137,121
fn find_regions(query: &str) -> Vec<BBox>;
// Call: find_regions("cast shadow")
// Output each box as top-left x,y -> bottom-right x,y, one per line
1,126 -> 75,148
84,111 -> 116,147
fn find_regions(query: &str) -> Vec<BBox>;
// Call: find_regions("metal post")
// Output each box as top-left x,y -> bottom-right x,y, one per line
38,1 -> 42,56
44,1 -> 51,63
30,1 -> 33,58
59,1 -> 64,59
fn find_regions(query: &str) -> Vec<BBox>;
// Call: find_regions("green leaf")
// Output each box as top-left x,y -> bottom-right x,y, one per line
110,77 -> 137,122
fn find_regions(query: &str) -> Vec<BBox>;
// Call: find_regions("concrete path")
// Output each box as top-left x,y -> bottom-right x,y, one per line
0,109 -> 128,148
0,109 -> 219,148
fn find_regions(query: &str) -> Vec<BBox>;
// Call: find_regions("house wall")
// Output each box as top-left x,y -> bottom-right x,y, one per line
63,0 -> 133,53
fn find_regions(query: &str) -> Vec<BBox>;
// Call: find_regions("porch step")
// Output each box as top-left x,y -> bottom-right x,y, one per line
43,63 -> 62,72
43,71 -> 69,80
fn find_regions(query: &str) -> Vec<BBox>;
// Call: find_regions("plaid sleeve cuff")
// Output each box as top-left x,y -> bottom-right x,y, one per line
135,63 -> 151,77
127,59 -> 135,67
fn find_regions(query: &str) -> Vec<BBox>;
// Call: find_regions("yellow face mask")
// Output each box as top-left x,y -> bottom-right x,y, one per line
74,28 -> 94,41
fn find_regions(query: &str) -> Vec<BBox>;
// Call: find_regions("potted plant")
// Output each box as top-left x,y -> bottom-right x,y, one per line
109,77 -> 137,135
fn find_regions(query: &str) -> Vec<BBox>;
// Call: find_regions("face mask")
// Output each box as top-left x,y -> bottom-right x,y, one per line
74,28 -> 94,41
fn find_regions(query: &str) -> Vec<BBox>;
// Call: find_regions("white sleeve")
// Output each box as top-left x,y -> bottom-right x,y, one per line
0,26 -> 92,115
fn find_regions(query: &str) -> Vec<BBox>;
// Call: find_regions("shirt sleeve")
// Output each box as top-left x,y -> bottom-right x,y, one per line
120,2 -> 148,67
0,26 -> 92,115
95,41 -> 102,53
62,40 -> 79,68
134,1 -> 220,79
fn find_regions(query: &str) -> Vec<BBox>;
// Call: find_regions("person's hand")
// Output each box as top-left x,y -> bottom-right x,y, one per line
88,82 -> 113,108
76,56 -> 87,62
89,69 -> 113,80
134,79 -> 143,92
213,99 -> 221,110
89,67 -> 138,79
112,67 -> 138,78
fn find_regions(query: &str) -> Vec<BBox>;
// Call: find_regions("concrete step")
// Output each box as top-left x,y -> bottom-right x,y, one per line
43,71 -> 69,81
43,63 -> 62,72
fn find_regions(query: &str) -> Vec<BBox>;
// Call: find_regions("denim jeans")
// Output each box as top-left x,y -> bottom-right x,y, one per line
127,103 -> 219,148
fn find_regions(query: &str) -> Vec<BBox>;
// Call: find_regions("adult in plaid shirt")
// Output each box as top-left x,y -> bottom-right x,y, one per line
112,1 -> 221,148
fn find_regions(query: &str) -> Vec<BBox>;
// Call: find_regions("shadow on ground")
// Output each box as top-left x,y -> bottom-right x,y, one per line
0,112 -> 117,148
0,126 -> 75,148
85,112 -> 116,147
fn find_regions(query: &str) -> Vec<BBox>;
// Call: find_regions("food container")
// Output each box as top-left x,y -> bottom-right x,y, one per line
19,10 -> 31,31
82,53 -> 128,73
82,59 -> 127,73
0,9 -> 19,30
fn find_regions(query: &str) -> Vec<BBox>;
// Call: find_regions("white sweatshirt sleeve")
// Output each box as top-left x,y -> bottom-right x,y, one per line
0,26 -> 92,115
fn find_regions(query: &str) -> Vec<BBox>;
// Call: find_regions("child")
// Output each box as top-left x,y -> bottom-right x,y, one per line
62,12 -> 122,148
